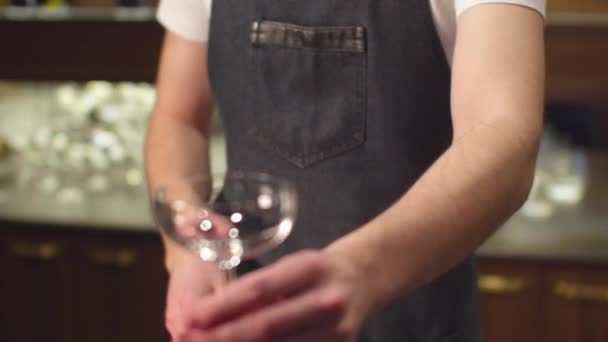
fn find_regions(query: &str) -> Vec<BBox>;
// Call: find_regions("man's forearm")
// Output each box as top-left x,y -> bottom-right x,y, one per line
145,113 -> 212,271
325,4 -> 545,315
145,35 -> 215,273
145,114 -> 211,189
326,113 -> 541,313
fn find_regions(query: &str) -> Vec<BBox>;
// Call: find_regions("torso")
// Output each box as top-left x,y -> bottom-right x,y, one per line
206,1 -> 480,340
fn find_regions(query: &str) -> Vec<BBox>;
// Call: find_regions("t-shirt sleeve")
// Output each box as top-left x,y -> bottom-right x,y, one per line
455,0 -> 546,18
156,0 -> 212,42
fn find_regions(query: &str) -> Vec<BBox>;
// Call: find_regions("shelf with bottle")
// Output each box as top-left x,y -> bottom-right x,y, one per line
0,0 -> 158,22
0,80 -> 226,229
0,81 -> 155,201
0,3 -> 156,22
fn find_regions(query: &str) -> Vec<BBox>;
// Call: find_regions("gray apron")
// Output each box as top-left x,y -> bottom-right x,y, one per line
207,1 -> 482,341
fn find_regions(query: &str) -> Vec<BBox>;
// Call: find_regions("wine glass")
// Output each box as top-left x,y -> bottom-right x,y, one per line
151,171 -> 298,280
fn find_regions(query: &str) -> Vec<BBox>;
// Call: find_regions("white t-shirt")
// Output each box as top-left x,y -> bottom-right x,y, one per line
157,0 -> 545,65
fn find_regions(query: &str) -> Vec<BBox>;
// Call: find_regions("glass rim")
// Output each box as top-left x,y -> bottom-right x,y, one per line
151,170 -> 298,203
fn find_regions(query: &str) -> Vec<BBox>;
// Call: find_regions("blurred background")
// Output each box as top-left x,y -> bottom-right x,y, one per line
0,1 -> 607,341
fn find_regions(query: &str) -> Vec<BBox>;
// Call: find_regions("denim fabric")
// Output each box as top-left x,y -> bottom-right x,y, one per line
250,24 -> 367,167
207,0 -> 481,341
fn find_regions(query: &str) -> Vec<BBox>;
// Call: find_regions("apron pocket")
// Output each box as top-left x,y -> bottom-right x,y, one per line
250,20 -> 367,168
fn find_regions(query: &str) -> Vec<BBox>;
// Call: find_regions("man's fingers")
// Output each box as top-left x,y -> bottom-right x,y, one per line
255,286 -> 345,339
210,284 -> 346,341
172,330 -> 216,342
192,250 -> 325,327
277,326 -> 346,342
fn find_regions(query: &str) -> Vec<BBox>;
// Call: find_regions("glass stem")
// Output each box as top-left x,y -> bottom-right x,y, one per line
223,267 -> 238,282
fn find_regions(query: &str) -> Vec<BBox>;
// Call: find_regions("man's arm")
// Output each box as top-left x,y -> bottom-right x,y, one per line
146,31 -> 231,340
328,2 -> 545,309
145,31 -> 214,271
183,4 -> 545,341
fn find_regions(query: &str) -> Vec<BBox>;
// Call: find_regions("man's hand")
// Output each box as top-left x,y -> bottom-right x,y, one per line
145,32 -> 222,341
187,250 -> 374,342
165,251 -> 226,342
163,207 -> 235,341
